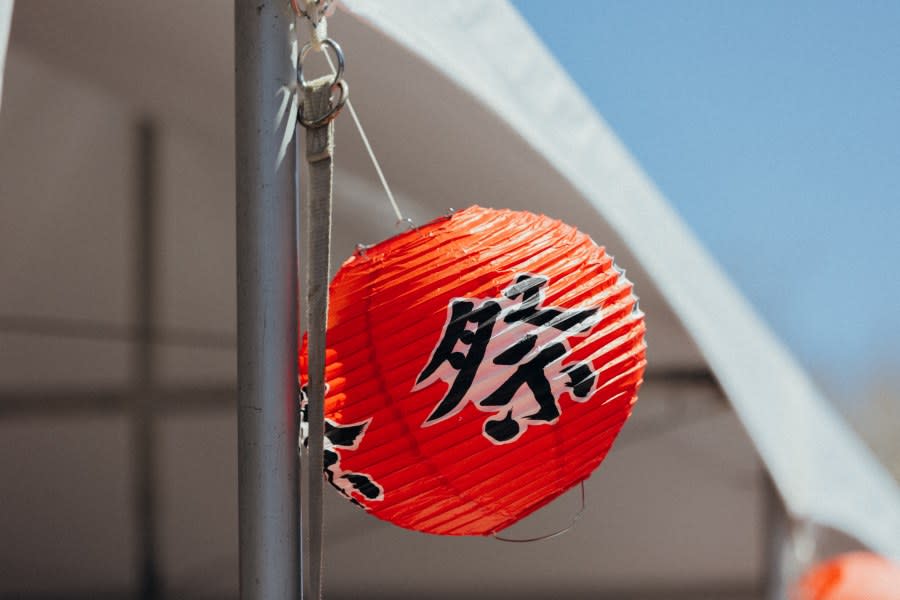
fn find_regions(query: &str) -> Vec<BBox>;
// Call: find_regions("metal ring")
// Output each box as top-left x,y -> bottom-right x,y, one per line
299,79 -> 349,128
298,38 -> 344,90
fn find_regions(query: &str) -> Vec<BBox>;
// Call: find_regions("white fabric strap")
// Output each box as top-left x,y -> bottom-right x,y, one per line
302,74 -> 335,600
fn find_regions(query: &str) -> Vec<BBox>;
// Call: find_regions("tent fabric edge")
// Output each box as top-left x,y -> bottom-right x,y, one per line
340,0 -> 900,560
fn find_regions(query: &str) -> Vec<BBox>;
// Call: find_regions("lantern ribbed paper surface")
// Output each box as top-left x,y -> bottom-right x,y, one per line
299,206 -> 646,535
792,553 -> 900,600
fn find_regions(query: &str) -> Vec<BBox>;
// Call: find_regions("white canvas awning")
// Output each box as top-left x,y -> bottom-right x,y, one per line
343,0 -> 900,560
0,1 -> 12,108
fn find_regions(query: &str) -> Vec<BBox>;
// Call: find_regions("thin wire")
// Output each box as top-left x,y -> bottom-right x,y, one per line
320,51 -> 406,224
493,481 -> 586,543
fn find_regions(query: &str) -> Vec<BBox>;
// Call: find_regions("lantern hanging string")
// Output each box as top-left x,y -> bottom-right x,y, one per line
324,50 -> 410,228
493,481 -> 587,543
292,0 -> 410,228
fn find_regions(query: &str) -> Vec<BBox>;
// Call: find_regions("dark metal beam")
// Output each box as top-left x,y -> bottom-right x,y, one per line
134,117 -> 160,600
0,369 -> 719,418
0,386 -> 235,417
0,317 -> 721,394
0,314 -> 236,349
763,474 -> 792,600
643,366 -> 719,387
0,580 -> 764,600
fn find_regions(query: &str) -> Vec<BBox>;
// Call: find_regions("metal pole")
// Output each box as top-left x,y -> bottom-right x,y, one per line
763,474 -> 792,600
134,117 -> 160,600
235,1 -> 300,599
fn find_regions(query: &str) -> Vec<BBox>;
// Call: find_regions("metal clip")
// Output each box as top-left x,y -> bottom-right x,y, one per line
297,38 -> 349,128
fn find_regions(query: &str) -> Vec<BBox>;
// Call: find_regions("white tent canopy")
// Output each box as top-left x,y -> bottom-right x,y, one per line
340,0 -> 900,554
1,1 -> 897,598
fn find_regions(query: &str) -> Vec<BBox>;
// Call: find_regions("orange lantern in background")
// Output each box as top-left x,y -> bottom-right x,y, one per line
299,206 -> 646,535
792,552 -> 900,600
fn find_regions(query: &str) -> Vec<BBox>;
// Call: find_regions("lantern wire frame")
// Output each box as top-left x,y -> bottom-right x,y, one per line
493,481 -> 587,543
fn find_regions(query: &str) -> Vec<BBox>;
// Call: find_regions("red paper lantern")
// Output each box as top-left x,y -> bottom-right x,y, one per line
792,552 -> 900,600
299,206 -> 646,535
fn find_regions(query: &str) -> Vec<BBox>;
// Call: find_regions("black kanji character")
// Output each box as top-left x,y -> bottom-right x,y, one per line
299,385 -> 384,504
417,274 -> 602,444
482,341 -> 567,424
418,299 -> 501,422
502,274 -> 598,331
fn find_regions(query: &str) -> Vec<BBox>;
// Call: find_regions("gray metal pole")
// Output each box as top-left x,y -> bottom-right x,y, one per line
235,1 -> 300,598
763,475 -> 792,600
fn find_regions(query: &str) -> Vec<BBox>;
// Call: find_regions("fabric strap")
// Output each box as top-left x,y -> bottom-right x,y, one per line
302,74 -> 335,600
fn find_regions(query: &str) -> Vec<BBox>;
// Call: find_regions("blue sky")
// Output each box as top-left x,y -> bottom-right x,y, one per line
513,1 -> 900,406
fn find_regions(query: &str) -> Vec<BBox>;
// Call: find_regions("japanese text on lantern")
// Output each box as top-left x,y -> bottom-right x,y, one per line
415,274 -> 601,444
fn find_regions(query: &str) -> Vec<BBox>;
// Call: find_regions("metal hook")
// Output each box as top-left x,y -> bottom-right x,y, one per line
297,38 -> 345,89
297,38 -> 348,128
